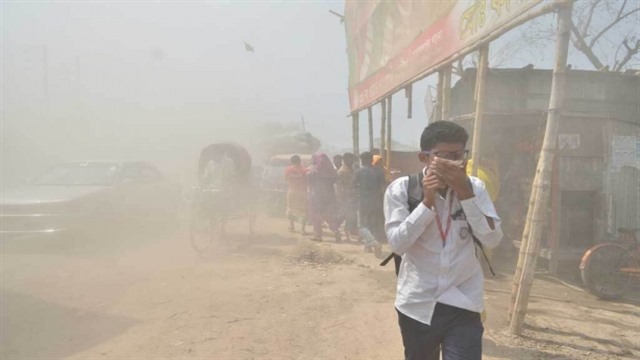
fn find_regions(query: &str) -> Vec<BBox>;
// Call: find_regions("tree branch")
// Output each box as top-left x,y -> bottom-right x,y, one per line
589,5 -> 640,48
613,38 -> 640,72
616,0 -> 628,20
580,0 -> 601,35
570,21 -> 604,69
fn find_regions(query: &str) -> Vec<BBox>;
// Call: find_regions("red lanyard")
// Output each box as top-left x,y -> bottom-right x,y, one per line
435,194 -> 455,245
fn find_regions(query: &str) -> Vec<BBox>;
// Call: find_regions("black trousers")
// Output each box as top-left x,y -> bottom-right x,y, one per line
397,303 -> 483,360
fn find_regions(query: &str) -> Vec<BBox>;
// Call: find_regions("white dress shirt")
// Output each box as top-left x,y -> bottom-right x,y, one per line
384,174 -> 502,325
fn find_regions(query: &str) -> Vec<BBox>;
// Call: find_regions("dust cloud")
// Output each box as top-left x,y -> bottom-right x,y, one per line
1,2 -> 352,189
1,3 -> 356,357
1,2 -> 639,360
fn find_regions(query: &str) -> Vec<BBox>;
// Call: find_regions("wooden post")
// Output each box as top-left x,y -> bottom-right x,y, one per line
470,45 -> 489,177
435,71 -> 444,122
508,165 -> 541,318
386,96 -> 393,170
405,85 -> 413,119
368,107 -> 374,152
352,112 -> 358,156
354,112 -> 360,160
549,154 -> 561,275
380,100 -> 387,157
441,65 -> 452,122
509,0 -> 572,335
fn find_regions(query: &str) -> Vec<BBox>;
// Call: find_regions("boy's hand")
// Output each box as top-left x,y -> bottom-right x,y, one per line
422,168 -> 445,209
430,158 -> 474,200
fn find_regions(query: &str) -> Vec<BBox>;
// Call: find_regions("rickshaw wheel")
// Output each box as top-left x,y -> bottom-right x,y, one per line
190,206 -> 222,254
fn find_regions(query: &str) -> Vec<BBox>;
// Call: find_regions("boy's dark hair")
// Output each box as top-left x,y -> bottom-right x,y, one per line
360,151 -> 373,165
420,121 -> 469,151
290,155 -> 301,165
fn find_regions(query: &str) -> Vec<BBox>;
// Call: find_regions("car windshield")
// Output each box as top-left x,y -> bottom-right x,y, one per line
32,163 -> 119,186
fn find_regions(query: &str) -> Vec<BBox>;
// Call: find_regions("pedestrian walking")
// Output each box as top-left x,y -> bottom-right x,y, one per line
285,155 -> 308,234
384,121 -> 503,360
354,151 -> 386,255
336,152 -> 358,241
307,152 -> 341,242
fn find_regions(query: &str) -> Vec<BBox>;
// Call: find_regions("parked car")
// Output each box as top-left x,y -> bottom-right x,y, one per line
0,161 -> 179,239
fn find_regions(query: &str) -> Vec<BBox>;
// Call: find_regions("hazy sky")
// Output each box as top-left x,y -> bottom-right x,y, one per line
2,1 -> 362,180
0,0 -> 618,184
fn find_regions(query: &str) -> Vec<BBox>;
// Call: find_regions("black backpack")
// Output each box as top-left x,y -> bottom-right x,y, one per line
380,173 -> 495,276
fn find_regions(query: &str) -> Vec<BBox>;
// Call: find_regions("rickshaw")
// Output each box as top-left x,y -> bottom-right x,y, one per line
190,143 -> 257,253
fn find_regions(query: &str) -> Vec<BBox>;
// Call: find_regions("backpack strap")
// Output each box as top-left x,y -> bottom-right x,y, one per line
470,231 -> 496,276
380,173 -> 424,274
407,172 -> 424,212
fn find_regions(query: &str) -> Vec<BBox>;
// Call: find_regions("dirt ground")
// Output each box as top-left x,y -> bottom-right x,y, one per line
1,215 -> 639,360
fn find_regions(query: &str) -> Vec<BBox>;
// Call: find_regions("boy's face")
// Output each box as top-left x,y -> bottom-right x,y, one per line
418,142 -> 468,167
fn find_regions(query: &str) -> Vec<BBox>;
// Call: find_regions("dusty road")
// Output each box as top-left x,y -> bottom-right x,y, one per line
1,216 -> 638,359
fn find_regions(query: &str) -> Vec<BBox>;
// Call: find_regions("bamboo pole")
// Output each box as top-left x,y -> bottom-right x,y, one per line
441,65 -> 452,122
435,71 -> 444,122
386,96 -> 392,170
406,85 -> 413,119
509,0 -> 573,336
354,112 -> 360,160
470,45 -> 489,177
352,113 -> 358,156
368,107 -> 374,152
549,154 -> 561,275
380,100 -> 387,157
508,165 -> 541,318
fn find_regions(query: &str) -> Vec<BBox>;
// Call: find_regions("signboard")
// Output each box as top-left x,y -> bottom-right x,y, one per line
611,135 -> 640,172
345,0 -> 543,112
558,134 -> 580,150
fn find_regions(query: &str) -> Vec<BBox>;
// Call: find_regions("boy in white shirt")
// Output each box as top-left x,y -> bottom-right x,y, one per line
384,121 -> 503,360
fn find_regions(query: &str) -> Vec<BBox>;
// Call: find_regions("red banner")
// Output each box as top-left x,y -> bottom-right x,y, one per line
345,0 -> 543,112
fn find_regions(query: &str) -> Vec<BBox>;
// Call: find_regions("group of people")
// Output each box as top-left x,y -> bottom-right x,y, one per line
206,121 -> 502,359
289,121 -> 504,360
284,151 -> 388,255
